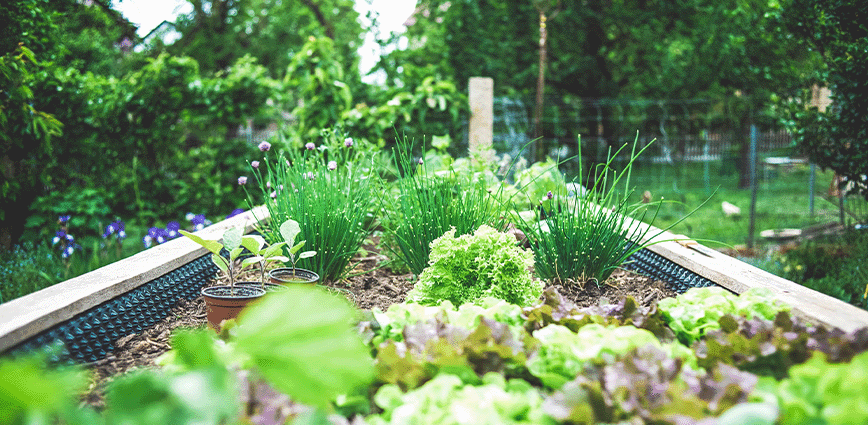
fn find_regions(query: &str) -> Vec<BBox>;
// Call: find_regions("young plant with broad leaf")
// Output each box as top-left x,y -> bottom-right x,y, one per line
180,227 -> 246,294
278,219 -> 316,274
239,234 -> 288,287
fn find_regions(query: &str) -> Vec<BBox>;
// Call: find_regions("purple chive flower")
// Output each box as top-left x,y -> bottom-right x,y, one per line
238,176 -> 248,185
328,160 -> 337,170
270,191 -> 277,199
226,208 -> 245,219
344,137 -> 354,148
418,157 -> 424,165
305,142 -> 316,150
251,160 -> 260,169
547,191 -> 554,199
58,215 -> 71,224
304,171 -> 315,180
258,141 -> 271,152
266,181 -> 272,189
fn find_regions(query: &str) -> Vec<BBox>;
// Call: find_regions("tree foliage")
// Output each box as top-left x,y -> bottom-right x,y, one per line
779,0 -> 868,199
168,0 -> 363,78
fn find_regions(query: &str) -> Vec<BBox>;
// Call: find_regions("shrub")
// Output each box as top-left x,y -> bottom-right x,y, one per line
0,242 -> 63,304
406,225 -> 541,307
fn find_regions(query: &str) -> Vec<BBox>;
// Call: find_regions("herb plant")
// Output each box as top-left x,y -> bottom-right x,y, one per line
246,133 -> 376,282
406,225 -> 542,307
383,136 -> 506,275
517,135 -> 676,286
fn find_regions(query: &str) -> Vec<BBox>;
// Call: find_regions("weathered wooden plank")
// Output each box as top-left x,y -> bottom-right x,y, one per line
0,206 -> 271,352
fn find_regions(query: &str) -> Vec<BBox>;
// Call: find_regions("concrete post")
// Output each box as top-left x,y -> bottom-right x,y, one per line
468,77 -> 494,163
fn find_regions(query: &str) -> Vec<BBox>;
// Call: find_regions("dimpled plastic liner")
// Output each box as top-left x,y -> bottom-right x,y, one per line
4,253 -> 218,364
6,247 -> 719,364
624,247 -> 719,294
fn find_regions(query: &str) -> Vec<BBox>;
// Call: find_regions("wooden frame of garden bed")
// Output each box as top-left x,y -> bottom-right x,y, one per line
2,203 -> 867,356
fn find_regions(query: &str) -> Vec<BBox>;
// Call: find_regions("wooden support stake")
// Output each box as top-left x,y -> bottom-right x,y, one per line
468,77 -> 494,164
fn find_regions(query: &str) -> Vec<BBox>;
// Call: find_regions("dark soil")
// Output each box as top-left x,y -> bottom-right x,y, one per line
81,242 -> 677,409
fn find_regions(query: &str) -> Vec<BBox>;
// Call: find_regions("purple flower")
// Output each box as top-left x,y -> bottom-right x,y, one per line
270,191 -> 277,199
226,208 -> 244,219
266,181 -> 272,189
238,176 -> 248,185
304,171 -> 315,180
143,234 -> 153,248
189,214 -> 210,231
305,142 -> 316,150
185,212 -> 196,221
344,137 -> 354,148
52,230 -> 66,245
166,221 -> 181,239
102,223 -> 116,239
258,141 -> 271,152
113,221 -> 126,240
547,191 -> 554,199
251,160 -> 260,169
62,245 -> 75,259
58,215 -> 71,224
328,160 -> 337,170
418,157 -> 424,165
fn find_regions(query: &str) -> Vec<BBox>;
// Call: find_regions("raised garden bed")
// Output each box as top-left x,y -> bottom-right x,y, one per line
3,206 -> 868,424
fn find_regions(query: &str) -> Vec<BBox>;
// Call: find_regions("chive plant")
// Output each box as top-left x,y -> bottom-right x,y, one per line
246,136 -> 377,282
383,137 -> 507,275
518,135 -> 670,286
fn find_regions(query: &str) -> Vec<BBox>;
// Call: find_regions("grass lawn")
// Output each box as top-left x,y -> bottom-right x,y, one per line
604,159 -> 842,249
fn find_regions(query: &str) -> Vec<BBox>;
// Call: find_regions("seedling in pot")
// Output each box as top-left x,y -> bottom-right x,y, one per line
279,219 -> 316,276
180,227 -> 247,294
240,235 -> 288,287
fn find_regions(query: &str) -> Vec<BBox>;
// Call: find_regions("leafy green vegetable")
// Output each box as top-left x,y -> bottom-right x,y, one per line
658,287 -> 791,345
375,316 -> 533,391
232,285 -> 375,409
371,297 -> 525,346
767,350 -> 868,425
543,345 -> 762,424
406,225 -> 542,307
696,311 -> 868,379
368,373 -> 555,425
523,287 -> 675,342
527,323 -> 697,389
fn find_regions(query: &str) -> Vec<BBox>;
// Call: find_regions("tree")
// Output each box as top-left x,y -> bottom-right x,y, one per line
380,0 -> 811,187
779,0 -> 868,199
168,0 -> 364,78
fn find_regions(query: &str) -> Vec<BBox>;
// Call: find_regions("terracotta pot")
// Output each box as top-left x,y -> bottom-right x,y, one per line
268,267 -> 320,284
201,285 -> 266,330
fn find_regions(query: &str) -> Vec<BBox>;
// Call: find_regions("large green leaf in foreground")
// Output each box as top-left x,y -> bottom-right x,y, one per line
233,286 -> 375,409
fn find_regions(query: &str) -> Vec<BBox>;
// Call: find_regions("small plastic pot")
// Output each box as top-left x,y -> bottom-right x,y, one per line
201,285 -> 266,330
268,267 -> 320,285
236,281 -> 289,293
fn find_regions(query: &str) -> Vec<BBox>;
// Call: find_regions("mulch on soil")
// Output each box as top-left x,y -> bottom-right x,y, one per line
80,244 -> 677,409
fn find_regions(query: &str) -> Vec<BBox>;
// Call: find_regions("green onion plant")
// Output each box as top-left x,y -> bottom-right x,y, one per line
246,133 -> 377,282
518,134 -> 686,286
381,136 -> 507,276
